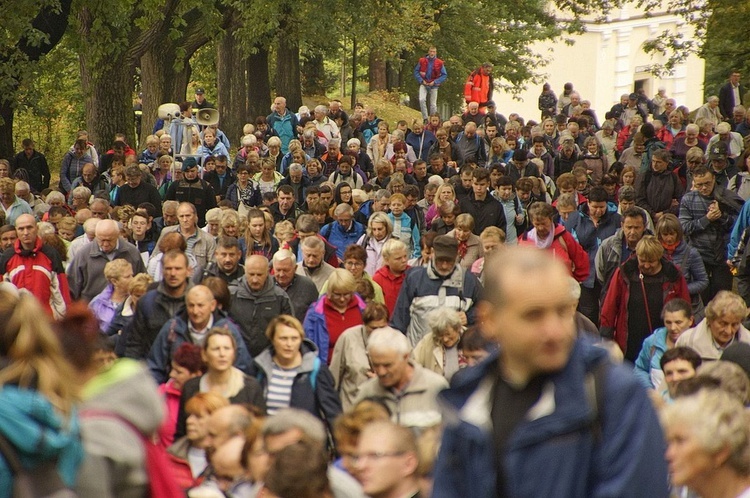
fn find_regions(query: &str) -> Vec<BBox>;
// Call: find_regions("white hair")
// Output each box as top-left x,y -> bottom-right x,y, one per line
272,248 -> 296,265
368,327 -> 411,355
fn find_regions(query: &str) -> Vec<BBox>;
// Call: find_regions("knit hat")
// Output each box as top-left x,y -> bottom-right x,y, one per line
182,156 -> 198,171
433,235 -> 458,261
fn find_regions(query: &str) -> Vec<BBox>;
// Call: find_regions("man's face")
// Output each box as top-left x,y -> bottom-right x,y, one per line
129,215 -> 149,238
278,192 -> 294,212
433,256 -> 456,276
15,217 -> 36,249
183,166 -> 199,181
428,47 -> 437,58
264,428 -> 305,459
460,172 -> 473,189
356,431 -> 413,497
163,255 -> 189,291
302,245 -> 324,268
163,207 -> 178,226
663,359 -> 696,398
245,259 -> 268,291
430,157 -> 444,171
386,247 -> 408,273
96,228 -> 118,253
622,216 -> 645,246
369,349 -> 409,389
273,258 -> 295,287
320,191 -> 333,204
177,206 -> 196,231
413,162 -> 427,179
730,72 -> 741,85
0,230 -> 17,250
497,185 -> 514,201
588,200 -> 607,221
479,264 -> 577,379
216,246 -> 241,273
532,143 -> 545,157
692,173 -> 716,197
468,103 -> 479,115
336,211 -> 353,231
472,178 -> 489,198
274,98 -> 286,113
126,173 -> 141,188
709,314 -> 743,346
328,143 -> 340,156
82,165 -> 97,183
215,160 -> 228,174
734,110 -> 746,123
558,204 -> 574,221
187,293 -> 216,329
711,157 -> 728,172
195,92 -> 205,104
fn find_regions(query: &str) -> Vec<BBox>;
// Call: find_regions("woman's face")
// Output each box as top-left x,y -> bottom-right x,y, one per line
112,266 -> 134,293
307,162 -> 320,176
339,187 -> 352,202
587,142 -> 598,154
665,422 -> 717,489
159,158 -> 172,172
272,324 -> 302,364
440,327 -> 461,349
328,289 -> 353,311
344,258 -> 365,280
186,409 -> 211,444
261,164 -> 274,178
543,121 -> 554,134
204,131 -> 216,147
455,226 -> 471,242
223,224 -> 238,238
371,222 -> 387,241
203,334 -> 236,373
269,143 -> 280,155
439,188 -> 453,201
378,125 -> 389,138
192,131 -> 200,144
622,171 -> 635,185
660,231 -> 678,247
248,217 -> 265,240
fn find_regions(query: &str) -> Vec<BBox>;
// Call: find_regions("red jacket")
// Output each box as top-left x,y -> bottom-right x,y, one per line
464,69 -> 493,105
418,57 -> 444,83
518,224 -> 590,283
600,257 -> 690,354
0,236 -> 70,318
373,265 -> 409,315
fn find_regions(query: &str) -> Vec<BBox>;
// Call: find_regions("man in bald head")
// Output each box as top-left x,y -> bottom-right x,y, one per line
67,218 -> 146,300
230,255 -> 293,356
0,213 -> 70,318
147,284 -> 253,385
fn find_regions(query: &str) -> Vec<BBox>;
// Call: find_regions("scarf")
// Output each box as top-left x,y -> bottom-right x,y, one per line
527,228 -> 554,249
237,182 -> 255,206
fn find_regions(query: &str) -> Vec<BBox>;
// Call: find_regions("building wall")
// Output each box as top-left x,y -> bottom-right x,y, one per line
492,5 -> 705,123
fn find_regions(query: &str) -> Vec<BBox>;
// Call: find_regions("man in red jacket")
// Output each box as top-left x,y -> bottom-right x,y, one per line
600,235 -> 691,362
414,46 -> 448,122
464,63 -> 494,109
0,214 -> 70,318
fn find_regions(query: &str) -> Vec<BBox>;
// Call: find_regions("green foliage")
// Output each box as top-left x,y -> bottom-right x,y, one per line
700,0 -> 750,99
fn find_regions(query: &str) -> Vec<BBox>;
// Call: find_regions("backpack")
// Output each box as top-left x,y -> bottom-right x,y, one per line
0,431 -> 74,498
80,410 -> 182,498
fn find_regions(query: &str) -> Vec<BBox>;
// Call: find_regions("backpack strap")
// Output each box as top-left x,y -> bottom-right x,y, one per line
583,359 -> 608,443
310,356 -> 321,391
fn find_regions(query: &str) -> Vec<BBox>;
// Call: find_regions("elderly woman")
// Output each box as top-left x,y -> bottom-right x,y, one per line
412,308 -> 465,381
176,328 -> 266,438
357,212 -> 393,276
88,259 -> 134,333
321,245 -> 384,305
656,213 -> 709,318
167,392 -> 229,490
304,268 -> 366,364
107,273 -> 153,354
329,303 -> 390,411
153,152 -> 174,198
218,209 -> 241,239
254,315 -> 342,427
0,178 -> 33,226
662,388 -> 750,498
447,213 -> 482,269
676,290 -> 750,361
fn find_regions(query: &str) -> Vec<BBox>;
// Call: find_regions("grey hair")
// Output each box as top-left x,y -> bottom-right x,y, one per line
334,203 -> 353,217
697,361 -> 750,405
272,248 -> 296,265
381,238 -> 407,260
685,123 -> 699,134
241,134 -> 257,146
289,163 -> 303,174
301,234 -> 324,251
347,138 -> 361,148
392,130 -> 406,141
368,327 -> 411,355
14,181 -> 30,192
262,408 -> 326,445
314,105 -> 328,115
302,129 -> 316,139
373,189 -> 391,201
328,138 -> 341,148
426,308 -> 462,335
71,186 -> 91,201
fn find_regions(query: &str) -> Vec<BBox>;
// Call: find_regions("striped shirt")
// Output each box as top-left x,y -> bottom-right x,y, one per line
266,363 -> 299,415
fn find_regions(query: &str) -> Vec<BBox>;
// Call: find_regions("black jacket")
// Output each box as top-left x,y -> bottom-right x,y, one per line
458,193 -> 507,236
229,277 -> 294,356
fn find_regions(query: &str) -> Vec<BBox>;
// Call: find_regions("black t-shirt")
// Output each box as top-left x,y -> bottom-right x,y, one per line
491,368 -> 546,498
625,272 -> 665,362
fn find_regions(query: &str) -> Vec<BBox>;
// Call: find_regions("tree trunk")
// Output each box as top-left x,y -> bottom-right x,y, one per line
79,55 -> 134,152
302,51 -> 327,96
247,46 -> 271,119
369,49 -> 387,91
0,103 -> 14,159
276,34 -> 302,111
217,30 -> 245,149
140,44 -> 185,145
350,38 -> 358,109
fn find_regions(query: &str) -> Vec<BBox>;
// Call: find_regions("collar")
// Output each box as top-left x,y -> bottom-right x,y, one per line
189,315 -> 215,338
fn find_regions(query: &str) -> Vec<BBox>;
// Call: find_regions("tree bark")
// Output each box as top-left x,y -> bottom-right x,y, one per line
302,51 -> 327,96
247,46 -> 271,120
217,29 -> 244,149
276,34 -> 302,111
140,44 -> 185,144
368,49 -> 387,91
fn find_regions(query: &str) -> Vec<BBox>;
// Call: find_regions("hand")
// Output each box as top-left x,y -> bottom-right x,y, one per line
670,198 -> 680,208
515,213 -> 524,224
728,259 -> 735,268
457,311 -> 468,326
447,161 -> 457,168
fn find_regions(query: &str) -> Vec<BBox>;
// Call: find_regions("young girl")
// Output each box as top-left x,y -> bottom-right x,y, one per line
581,136 -> 608,185
487,137 -> 509,169
387,193 -> 421,259
240,208 -> 277,259
620,164 -> 638,188
430,201 -> 459,235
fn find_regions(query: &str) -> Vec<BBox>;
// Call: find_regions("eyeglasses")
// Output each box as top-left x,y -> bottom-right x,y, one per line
351,451 -> 405,464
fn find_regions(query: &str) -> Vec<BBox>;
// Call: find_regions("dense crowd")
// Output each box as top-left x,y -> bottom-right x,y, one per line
1,60 -> 750,497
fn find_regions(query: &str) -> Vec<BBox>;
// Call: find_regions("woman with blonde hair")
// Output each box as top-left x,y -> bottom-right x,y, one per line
357,211 -> 393,276
218,209 -> 241,239
88,258 -> 134,333
425,182 -> 456,229
0,290 -> 82,493
107,273 -> 153,354
447,213 -> 482,269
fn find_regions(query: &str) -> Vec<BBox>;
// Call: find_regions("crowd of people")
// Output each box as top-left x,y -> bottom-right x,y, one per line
0,64 -> 749,497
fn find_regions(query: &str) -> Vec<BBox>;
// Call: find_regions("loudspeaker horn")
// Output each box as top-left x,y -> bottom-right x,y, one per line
158,103 -> 181,121
195,108 -> 219,126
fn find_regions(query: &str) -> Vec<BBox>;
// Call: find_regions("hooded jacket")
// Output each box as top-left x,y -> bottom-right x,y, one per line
76,360 -> 164,498
253,339 -> 342,430
564,204 -> 621,288
303,293 -> 367,363
518,224 -> 590,283
0,387 -> 82,498
229,276 -> 293,357
432,340 -> 669,498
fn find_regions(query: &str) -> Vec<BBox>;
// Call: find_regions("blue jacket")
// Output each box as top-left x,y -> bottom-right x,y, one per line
321,220 -> 365,260
387,212 -> 421,259
665,240 -> 709,298
266,111 -> 300,154
303,294 -> 367,362
729,199 -> 750,259
565,203 -> 621,288
406,130 -> 437,162
433,339 -> 669,498
253,339 -> 342,430
0,387 -> 83,497
633,327 -> 668,389
146,308 -> 253,384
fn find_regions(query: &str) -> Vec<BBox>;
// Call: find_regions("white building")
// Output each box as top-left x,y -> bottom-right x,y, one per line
493,3 -> 705,123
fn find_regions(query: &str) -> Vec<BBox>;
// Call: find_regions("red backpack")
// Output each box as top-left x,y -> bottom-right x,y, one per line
81,410 -> 183,498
